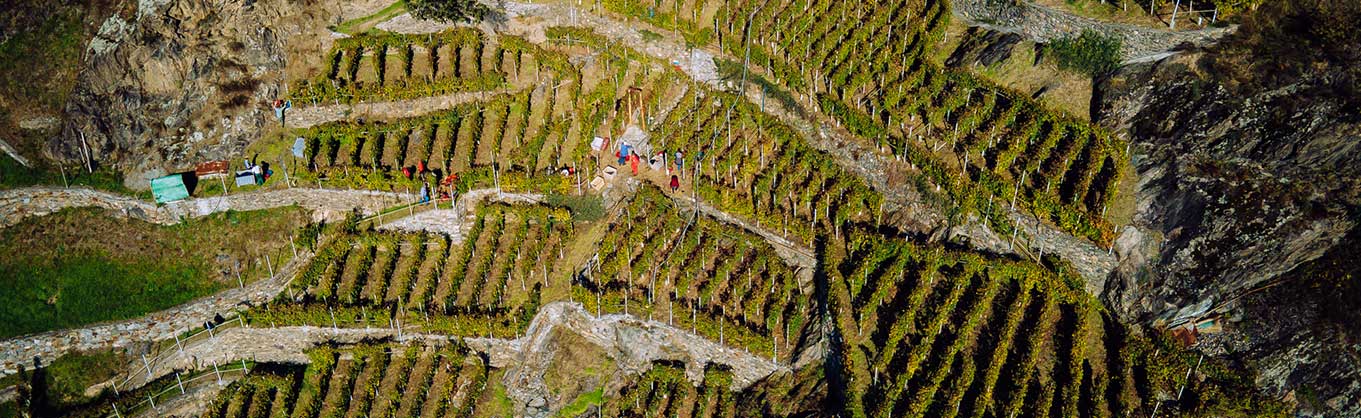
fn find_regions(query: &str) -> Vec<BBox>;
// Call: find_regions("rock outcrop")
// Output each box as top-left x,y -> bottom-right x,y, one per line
467,302 -> 789,418
1096,52 -> 1361,415
53,0 -> 335,189
951,0 -> 1233,60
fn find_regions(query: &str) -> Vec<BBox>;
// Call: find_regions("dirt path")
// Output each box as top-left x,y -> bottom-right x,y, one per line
376,188 -> 544,241
109,301 -> 785,417
120,325 -> 455,389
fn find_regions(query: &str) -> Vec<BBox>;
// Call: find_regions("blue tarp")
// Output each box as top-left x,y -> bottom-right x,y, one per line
151,174 -> 190,204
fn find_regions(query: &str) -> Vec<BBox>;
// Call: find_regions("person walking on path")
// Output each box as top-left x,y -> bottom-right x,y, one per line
675,151 -> 684,173
629,151 -> 640,175
420,182 -> 431,204
670,174 -> 680,193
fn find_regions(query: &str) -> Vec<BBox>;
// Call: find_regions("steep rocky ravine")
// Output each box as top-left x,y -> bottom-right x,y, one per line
1096,51 -> 1360,415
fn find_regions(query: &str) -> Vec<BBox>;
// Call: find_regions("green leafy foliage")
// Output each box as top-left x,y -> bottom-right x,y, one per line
1045,30 -> 1122,77
406,0 -> 488,23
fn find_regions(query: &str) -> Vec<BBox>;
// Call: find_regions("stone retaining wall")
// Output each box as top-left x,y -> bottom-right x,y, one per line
952,0 -> 1233,59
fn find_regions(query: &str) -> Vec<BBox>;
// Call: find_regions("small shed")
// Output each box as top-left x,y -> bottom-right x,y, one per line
195,160 -> 230,177
151,173 -> 191,204
1170,326 -> 1198,346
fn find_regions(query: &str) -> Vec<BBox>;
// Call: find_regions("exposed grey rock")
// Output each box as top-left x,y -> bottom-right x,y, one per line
952,0 -> 1233,60
467,302 -> 787,418
1097,53 -> 1361,415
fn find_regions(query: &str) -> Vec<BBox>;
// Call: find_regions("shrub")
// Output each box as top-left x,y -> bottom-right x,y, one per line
406,0 -> 488,23
1045,30 -> 1122,77
544,193 -> 604,221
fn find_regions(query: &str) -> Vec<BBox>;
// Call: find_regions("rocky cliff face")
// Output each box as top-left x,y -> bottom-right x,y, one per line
1096,53 -> 1361,415
51,0 -> 334,189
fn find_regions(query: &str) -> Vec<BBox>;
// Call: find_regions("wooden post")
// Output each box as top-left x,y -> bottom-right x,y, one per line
1170,0 -> 1181,29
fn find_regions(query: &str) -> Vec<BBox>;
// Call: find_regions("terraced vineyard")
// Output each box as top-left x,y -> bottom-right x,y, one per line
293,28 -> 684,193
715,0 -> 1125,244
203,364 -> 299,418
291,29 -> 519,104
597,0 -> 725,46
254,203 -> 574,337
297,91 -> 577,193
204,342 -> 495,418
598,361 -> 739,417
817,228 -> 1271,417
574,185 -> 813,361
652,85 -> 883,243
592,0 -> 1125,244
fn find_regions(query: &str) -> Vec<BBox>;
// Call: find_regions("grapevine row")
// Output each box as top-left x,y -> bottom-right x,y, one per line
255,204 -> 574,338
574,184 -> 813,362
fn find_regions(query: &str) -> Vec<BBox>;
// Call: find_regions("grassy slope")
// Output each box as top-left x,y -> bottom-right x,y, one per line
333,1 -> 408,35
0,206 -> 306,338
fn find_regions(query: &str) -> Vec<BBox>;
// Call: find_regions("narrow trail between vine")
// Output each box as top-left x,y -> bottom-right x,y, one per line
376,188 -> 544,241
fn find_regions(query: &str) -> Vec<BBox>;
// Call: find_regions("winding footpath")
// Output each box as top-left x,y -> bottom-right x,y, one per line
376,188 -> 545,239
285,87 -> 530,128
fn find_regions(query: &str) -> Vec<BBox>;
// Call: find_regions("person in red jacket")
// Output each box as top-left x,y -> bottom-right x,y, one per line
670,174 -> 680,193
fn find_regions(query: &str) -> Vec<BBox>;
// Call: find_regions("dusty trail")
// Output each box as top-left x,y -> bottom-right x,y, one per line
376,188 -> 545,239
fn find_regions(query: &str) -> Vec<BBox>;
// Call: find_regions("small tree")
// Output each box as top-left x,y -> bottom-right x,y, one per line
406,0 -> 490,23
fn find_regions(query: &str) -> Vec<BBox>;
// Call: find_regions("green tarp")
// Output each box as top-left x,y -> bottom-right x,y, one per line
151,174 -> 190,204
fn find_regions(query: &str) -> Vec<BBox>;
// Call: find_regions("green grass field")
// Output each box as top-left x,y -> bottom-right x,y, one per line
0,206 -> 307,338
